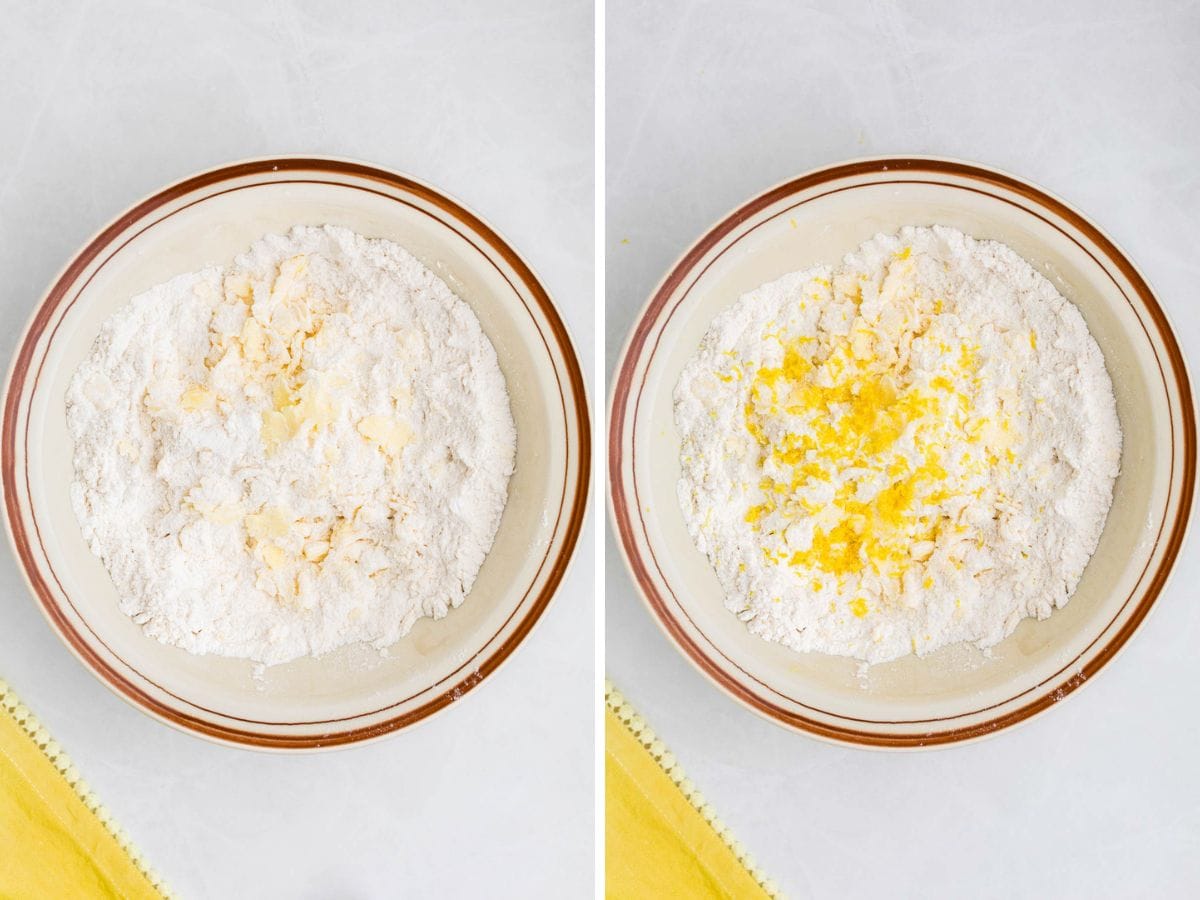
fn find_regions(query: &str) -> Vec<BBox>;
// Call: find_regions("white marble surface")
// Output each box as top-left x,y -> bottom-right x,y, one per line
607,1 -> 1199,897
1,2 -> 592,897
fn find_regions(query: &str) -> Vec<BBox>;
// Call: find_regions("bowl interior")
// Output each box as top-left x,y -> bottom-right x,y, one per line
634,179 -> 1172,724
24,178 -> 567,726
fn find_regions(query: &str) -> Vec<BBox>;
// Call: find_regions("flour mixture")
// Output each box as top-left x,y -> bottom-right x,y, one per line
675,225 -> 1121,664
68,225 -> 516,665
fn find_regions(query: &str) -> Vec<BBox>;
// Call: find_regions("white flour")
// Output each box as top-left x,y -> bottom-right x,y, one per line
675,225 -> 1121,664
68,225 -> 515,665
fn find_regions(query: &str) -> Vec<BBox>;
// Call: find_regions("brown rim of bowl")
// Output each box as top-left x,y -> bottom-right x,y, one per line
609,156 -> 1195,749
2,156 -> 591,750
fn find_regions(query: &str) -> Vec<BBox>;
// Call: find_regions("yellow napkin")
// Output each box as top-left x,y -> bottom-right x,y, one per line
605,684 -> 775,899
0,681 -> 166,899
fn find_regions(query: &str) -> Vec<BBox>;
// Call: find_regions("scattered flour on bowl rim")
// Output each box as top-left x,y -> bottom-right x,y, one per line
67,225 -> 516,665
674,225 -> 1121,664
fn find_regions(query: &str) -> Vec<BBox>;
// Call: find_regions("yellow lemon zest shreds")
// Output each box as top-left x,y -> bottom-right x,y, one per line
739,257 -> 1023,601
744,503 -> 770,525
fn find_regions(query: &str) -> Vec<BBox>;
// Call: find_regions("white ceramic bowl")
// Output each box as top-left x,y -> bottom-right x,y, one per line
610,157 -> 1194,748
2,157 -> 590,750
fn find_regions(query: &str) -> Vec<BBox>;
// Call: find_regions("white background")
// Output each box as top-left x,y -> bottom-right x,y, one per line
1,1 -> 593,897
607,1 -> 1199,897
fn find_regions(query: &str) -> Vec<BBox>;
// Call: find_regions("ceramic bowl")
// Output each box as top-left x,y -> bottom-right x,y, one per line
609,157 -> 1194,748
2,157 -> 589,750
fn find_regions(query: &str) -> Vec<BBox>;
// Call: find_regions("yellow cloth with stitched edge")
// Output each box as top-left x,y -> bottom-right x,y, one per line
0,691 -> 162,900
605,706 -> 768,899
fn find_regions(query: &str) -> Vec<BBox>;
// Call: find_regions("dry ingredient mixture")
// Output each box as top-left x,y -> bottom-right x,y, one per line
68,225 -> 515,665
675,225 -> 1121,664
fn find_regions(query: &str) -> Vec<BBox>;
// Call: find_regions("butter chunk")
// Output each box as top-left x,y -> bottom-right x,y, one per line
357,415 -> 412,457
260,543 -> 288,570
204,503 -> 244,526
180,385 -> 217,412
184,481 -> 243,524
260,377 -> 339,454
245,507 -> 292,541
223,273 -> 254,304
261,410 -> 292,452
271,255 -> 308,305
241,317 -> 267,362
